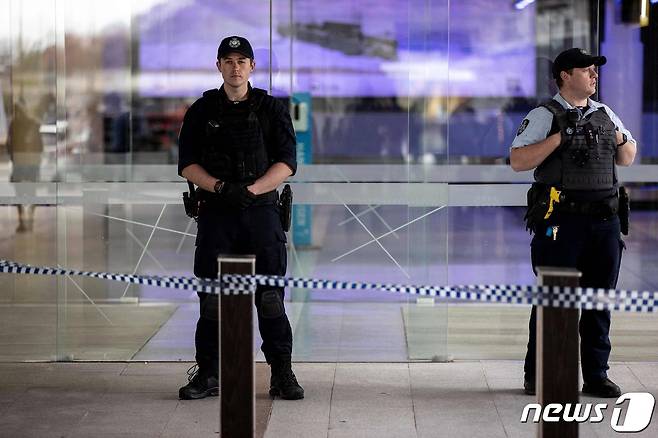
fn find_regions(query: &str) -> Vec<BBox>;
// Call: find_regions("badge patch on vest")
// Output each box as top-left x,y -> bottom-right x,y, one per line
517,119 -> 529,135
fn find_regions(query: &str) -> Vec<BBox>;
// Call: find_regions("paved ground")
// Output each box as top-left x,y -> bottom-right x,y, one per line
0,362 -> 272,438
1,361 -> 657,438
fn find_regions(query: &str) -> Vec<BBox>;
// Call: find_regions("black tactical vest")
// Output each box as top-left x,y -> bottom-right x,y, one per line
199,88 -> 270,183
534,99 -> 617,192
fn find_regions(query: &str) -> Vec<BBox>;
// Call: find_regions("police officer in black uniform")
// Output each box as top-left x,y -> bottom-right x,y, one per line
177,36 -> 303,400
510,48 -> 637,398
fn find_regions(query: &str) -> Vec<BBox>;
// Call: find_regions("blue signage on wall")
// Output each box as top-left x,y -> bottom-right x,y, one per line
290,92 -> 312,246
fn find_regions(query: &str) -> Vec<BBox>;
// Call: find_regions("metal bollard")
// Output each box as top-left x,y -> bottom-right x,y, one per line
535,266 -> 582,438
218,255 -> 256,438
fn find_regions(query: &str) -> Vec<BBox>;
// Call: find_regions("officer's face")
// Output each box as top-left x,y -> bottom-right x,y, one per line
217,54 -> 255,88
563,65 -> 598,97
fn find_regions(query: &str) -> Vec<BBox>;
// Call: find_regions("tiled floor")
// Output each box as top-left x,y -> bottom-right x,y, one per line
0,362 -> 273,438
1,205 -> 658,435
1,361 -> 657,438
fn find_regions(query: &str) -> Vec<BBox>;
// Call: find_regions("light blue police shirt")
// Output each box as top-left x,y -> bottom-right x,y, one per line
511,93 -> 635,149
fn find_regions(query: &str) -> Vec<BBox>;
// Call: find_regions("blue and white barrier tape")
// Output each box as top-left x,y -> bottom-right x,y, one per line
0,259 -> 225,294
2,259 -> 658,313
223,275 -> 658,313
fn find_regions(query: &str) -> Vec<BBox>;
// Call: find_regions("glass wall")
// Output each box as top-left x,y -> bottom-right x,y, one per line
1,0 -> 59,360
1,0 -> 657,363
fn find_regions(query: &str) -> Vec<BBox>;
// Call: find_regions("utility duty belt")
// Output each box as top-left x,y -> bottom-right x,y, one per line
558,195 -> 619,217
524,183 -> 629,235
200,189 -> 279,206
183,182 -> 294,232
183,184 -> 278,221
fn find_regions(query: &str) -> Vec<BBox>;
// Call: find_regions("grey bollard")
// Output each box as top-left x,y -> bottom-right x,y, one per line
218,255 -> 256,438
535,266 -> 582,438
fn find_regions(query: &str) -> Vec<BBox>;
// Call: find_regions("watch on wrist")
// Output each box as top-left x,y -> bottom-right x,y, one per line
213,180 -> 225,194
617,133 -> 628,148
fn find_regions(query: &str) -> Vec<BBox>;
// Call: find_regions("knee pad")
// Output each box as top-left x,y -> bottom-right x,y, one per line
200,294 -> 219,321
258,289 -> 284,319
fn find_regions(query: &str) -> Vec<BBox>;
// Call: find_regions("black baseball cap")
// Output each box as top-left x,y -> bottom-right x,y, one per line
552,48 -> 606,79
217,36 -> 254,60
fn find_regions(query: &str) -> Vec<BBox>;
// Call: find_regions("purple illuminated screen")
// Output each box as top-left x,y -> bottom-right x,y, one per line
138,0 -> 536,98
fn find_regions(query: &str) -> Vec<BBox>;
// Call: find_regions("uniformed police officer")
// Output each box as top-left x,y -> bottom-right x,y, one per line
177,36 -> 303,400
510,48 -> 637,398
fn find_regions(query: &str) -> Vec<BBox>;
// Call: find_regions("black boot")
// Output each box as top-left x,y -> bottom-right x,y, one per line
179,364 -> 219,400
582,377 -> 621,398
523,375 -> 536,395
269,356 -> 304,400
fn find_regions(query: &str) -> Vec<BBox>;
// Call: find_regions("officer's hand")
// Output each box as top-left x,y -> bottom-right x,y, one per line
222,182 -> 256,210
554,113 -> 570,149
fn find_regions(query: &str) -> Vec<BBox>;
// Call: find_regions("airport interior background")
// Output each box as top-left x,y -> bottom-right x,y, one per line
0,0 -> 657,366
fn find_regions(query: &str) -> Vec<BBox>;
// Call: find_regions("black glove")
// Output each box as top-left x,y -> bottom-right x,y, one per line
222,182 -> 256,210
551,113 -> 570,150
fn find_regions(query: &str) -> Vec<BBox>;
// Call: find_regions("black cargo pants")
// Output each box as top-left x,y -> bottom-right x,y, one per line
193,202 -> 293,377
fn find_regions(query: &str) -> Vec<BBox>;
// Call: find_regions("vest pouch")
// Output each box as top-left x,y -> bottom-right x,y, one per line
199,90 -> 271,184
537,100 -> 617,192
230,149 -> 245,181
206,119 -> 221,135
201,118 -> 235,180
225,112 -> 268,182
570,147 -> 590,168
243,147 -> 269,181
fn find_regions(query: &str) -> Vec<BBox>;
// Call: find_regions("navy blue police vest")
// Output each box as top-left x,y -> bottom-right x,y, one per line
534,99 -> 617,192
199,88 -> 272,184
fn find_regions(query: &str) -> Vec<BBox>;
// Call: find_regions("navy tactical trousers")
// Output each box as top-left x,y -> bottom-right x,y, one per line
193,203 -> 293,376
524,214 -> 624,383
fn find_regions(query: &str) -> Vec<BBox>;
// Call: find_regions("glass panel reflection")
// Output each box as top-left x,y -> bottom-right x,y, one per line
1,0 -> 657,365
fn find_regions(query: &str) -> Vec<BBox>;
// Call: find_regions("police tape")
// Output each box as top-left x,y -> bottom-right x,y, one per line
222,275 -> 658,313
1,258 -> 657,313
0,259 -> 224,294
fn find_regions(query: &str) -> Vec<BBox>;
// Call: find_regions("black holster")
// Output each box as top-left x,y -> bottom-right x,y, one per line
619,186 -> 629,235
183,181 -> 200,221
278,184 -> 293,232
524,183 -> 550,234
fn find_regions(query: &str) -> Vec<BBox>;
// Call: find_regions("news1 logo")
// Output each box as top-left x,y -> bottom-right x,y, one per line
521,393 -> 655,432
